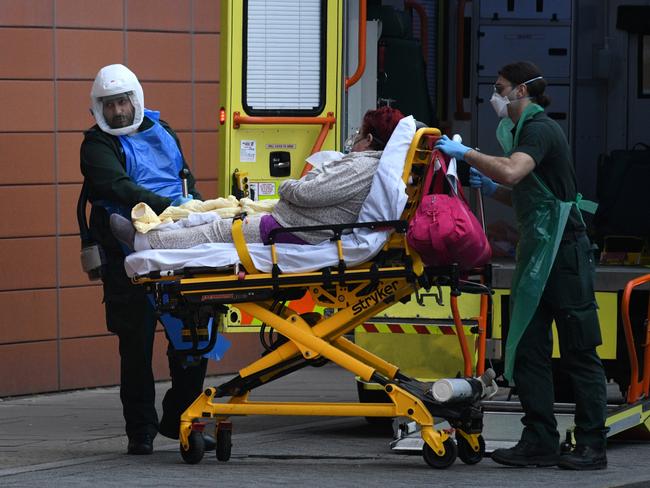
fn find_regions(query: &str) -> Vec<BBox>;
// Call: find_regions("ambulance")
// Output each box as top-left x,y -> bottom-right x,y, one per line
216,0 -> 650,439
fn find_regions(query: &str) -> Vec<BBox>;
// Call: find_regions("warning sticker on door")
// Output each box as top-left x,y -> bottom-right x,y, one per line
240,140 -> 256,162
258,182 -> 276,196
247,182 -> 277,201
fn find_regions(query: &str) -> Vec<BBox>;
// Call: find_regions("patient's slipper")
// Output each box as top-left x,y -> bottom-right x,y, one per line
110,214 -> 136,250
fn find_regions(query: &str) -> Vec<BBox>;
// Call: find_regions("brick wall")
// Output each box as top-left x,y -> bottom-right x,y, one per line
0,0 -> 261,396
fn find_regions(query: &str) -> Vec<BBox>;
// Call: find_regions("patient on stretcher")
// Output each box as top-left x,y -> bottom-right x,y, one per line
111,107 -> 405,251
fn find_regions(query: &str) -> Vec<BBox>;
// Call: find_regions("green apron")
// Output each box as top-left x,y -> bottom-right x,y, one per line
496,104 -> 581,382
506,173 -> 575,381
496,103 -> 543,154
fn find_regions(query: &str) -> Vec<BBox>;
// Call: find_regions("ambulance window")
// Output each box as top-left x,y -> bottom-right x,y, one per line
243,0 -> 326,115
640,35 -> 650,97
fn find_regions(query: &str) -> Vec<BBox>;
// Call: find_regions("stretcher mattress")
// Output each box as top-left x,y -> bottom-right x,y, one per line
124,116 -> 416,278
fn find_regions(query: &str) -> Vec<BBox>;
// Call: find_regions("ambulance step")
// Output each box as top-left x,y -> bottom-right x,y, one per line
483,400 -> 624,414
390,412 -> 576,454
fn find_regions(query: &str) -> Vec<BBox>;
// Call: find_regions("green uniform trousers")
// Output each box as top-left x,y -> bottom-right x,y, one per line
513,234 -> 608,451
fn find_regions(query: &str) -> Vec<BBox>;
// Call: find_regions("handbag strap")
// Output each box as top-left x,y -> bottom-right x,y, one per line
419,145 -> 475,209
420,148 -> 440,199
431,150 -> 448,194
426,149 -> 471,205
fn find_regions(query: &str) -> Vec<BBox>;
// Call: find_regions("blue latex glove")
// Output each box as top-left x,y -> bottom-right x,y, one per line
469,167 -> 498,197
434,135 -> 471,161
171,194 -> 193,207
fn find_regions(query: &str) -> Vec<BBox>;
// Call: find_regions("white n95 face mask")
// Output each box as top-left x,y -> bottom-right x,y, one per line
490,75 -> 544,118
490,92 -> 510,118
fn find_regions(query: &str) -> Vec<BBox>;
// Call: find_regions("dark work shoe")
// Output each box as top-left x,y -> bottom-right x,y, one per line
491,441 -> 559,467
127,433 -> 154,455
558,445 -> 607,470
110,214 -> 136,250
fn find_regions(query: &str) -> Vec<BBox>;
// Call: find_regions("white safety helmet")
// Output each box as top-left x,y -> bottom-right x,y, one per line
90,64 -> 144,136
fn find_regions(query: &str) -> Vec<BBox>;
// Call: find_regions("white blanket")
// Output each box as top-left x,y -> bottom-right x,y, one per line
124,116 -> 416,278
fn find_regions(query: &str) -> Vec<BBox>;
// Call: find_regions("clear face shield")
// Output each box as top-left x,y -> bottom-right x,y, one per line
102,92 -> 131,105
101,92 -> 136,129
90,64 -> 144,136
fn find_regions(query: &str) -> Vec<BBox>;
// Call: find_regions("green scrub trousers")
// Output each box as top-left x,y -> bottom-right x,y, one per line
513,234 -> 608,452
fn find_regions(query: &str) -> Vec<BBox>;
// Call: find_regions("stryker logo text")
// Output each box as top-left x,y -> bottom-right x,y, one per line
352,281 -> 399,315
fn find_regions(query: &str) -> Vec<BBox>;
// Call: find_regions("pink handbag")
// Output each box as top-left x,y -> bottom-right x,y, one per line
406,150 -> 491,269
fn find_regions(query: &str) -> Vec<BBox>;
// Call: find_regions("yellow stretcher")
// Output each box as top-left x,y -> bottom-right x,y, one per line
133,128 -> 493,469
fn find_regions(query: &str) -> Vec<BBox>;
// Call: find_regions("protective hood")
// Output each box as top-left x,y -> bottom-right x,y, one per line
90,64 -> 144,136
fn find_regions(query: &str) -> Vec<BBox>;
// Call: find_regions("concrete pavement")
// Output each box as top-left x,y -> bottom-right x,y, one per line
1,364 -> 649,487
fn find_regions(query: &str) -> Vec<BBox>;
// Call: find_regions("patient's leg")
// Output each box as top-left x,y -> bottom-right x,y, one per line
145,215 -> 263,250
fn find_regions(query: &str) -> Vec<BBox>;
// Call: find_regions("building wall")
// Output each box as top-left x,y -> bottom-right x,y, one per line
0,0 -> 261,396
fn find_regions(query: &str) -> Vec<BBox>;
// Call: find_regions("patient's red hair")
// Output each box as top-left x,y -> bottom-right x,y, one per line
361,106 -> 404,150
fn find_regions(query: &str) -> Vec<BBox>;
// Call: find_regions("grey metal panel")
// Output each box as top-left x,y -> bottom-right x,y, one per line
478,25 -> 571,78
492,259 -> 650,291
344,2 -> 379,138
574,81 -> 607,200
626,33 -> 650,147
604,0 -> 633,151
476,84 -> 504,156
411,0 -> 438,111
543,84 -> 570,136
480,0 -> 571,21
575,0 -> 608,81
482,198 -> 518,259
572,0 -> 608,199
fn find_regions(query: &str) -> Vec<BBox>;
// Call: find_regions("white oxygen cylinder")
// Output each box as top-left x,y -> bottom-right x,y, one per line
431,378 -> 474,403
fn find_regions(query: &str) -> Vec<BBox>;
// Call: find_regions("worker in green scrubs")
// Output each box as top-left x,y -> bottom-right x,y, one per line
435,61 -> 608,470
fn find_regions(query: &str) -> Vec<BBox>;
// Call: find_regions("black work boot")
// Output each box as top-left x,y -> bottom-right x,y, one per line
558,445 -> 607,470
127,433 -> 154,455
491,440 -> 559,467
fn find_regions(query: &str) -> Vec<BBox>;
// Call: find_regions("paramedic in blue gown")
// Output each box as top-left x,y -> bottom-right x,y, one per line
80,64 -> 214,455
435,61 -> 608,470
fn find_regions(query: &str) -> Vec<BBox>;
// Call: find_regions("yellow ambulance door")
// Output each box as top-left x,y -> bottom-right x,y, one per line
219,0 -> 343,201
218,0 -> 343,330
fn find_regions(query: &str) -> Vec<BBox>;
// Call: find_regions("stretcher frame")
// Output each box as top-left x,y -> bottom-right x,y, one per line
134,128 -> 492,468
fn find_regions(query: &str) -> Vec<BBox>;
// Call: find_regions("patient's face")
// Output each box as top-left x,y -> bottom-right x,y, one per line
351,132 -> 372,152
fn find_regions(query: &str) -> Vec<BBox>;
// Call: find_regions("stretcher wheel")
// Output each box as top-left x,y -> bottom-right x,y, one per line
456,434 -> 485,465
423,437 -> 457,469
216,424 -> 232,461
180,431 -> 205,465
